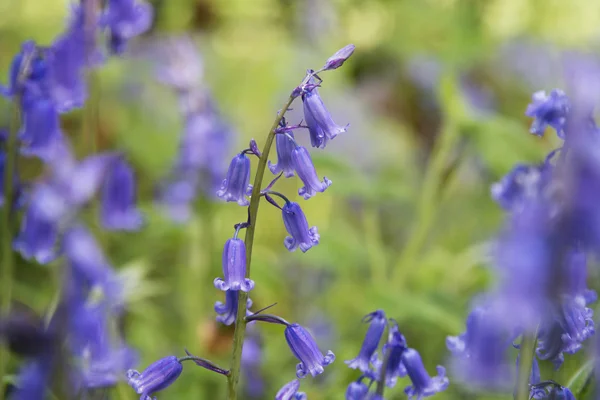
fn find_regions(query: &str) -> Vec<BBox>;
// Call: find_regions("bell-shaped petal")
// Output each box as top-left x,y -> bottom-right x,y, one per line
382,321 -> 408,388
216,153 -> 252,206
346,378 -> 370,400
214,238 -> 254,292
284,323 -> 335,378
292,145 -> 331,199
13,202 -> 59,264
402,348 -> 449,399
525,89 -> 570,138
11,356 -> 52,400
63,153 -> 117,207
127,356 -> 183,400
302,86 -> 348,149
104,0 -> 153,54
214,290 -> 253,326
490,164 -> 546,212
276,379 -> 307,400
345,310 -> 387,373
269,132 -> 297,178
19,96 -> 65,162
322,44 -> 355,71
101,157 -> 144,231
282,202 -> 319,252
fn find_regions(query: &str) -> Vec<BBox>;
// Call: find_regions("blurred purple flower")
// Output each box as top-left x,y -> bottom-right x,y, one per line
101,157 -> 144,231
214,238 -> 254,292
346,377 -> 370,400
155,174 -> 197,223
322,44 -> 355,71
402,348 -> 449,399
104,0 -> 153,54
284,323 -> 335,378
10,356 -> 52,400
525,89 -> 570,138
490,163 -> 548,212
282,202 -> 319,252
18,95 -> 65,162
13,201 -> 59,264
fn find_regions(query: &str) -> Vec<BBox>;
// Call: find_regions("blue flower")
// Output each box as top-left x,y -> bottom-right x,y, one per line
282,202 -> 319,252
269,132 -> 297,178
284,323 -> 335,378
1,40 -> 46,98
345,377 -> 370,400
10,356 -> 52,400
525,89 -> 570,138
101,157 -> 144,231
302,85 -> 348,148
214,238 -> 255,292
217,153 -> 252,206
13,201 -> 59,264
104,0 -> 153,54
127,356 -> 183,400
345,310 -> 387,373
214,290 -> 253,326
292,145 -> 332,199
275,379 -> 307,400
402,348 -> 449,399
155,174 -> 197,223
490,163 -> 547,212
381,321 -> 407,388
322,44 -> 355,71
19,95 -> 65,162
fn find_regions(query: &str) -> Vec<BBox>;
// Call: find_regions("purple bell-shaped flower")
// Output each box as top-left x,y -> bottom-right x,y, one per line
104,0 -> 153,54
402,348 -> 449,399
217,153 -> 252,206
292,145 -> 331,199
345,378 -> 370,400
214,290 -> 253,326
525,89 -> 570,138
19,96 -> 65,162
284,323 -> 335,378
276,379 -> 307,400
345,310 -> 387,373
101,157 -> 144,231
214,238 -> 255,292
13,202 -> 59,264
281,202 -> 319,252
302,85 -> 348,149
322,44 -> 355,71
269,132 -> 297,178
126,356 -> 183,400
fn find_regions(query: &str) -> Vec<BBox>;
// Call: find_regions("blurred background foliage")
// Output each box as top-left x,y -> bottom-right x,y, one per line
1,0 -> 600,398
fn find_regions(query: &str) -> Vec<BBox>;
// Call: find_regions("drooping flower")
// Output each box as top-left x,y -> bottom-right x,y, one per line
276,379 -> 307,400
302,84 -> 348,149
127,356 -> 183,400
345,377 -> 371,400
322,44 -> 355,71
1,40 -> 46,98
269,132 -> 297,178
10,356 -> 53,400
490,163 -> 547,212
216,153 -> 252,206
19,94 -> 65,162
525,89 -> 570,138
214,238 -> 255,292
101,157 -> 144,231
13,201 -> 59,264
345,310 -> 387,373
284,323 -> 335,378
292,145 -> 332,199
104,0 -> 153,54
281,202 -> 319,252
402,348 -> 449,399
381,321 -> 407,388
214,290 -> 253,326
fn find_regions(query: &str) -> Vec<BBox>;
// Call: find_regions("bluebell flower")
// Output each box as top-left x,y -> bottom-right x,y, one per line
127,356 -> 183,400
104,0 -> 153,54
19,95 -> 65,162
282,202 -> 319,252
322,44 -> 355,71
214,238 -> 255,292
292,145 -> 332,199
284,323 -> 335,378
217,153 -> 252,206
10,356 -> 52,400
46,5 -> 88,112
269,132 -> 297,178
275,379 -> 307,400
381,321 -> 407,387
490,163 -> 546,212
13,201 -> 59,264
345,377 -> 370,400
101,157 -> 144,231
302,85 -> 348,148
155,173 -> 197,223
525,89 -> 570,138
345,310 -> 387,373
1,40 -> 46,98
402,348 -> 449,399
214,290 -> 253,326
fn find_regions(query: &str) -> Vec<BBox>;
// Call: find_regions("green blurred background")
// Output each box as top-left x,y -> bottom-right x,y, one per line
2,0 -> 600,398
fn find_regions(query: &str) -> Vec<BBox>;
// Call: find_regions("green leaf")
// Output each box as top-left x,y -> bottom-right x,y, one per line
566,359 -> 594,397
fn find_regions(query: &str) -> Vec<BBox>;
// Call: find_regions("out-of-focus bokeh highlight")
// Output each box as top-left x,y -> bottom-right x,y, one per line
2,0 -> 600,398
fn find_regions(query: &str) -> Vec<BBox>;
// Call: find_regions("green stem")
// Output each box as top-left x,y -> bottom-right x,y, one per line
375,347 -> 392,397
393,119 -> 460,285
226,95 -> 295,400
0,97 -> 20,400
515,334 -> 537,400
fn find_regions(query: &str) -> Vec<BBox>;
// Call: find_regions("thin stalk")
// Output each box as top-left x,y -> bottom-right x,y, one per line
515,334 -> 537,400
375,347 -> 392,397
226,95 -> 295,400
0,98 -> 20,400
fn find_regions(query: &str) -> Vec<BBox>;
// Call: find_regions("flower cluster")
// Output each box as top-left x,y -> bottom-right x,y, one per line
447,63 -> 600,396
1,0 -> 152,398
345,311 -> 448,400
